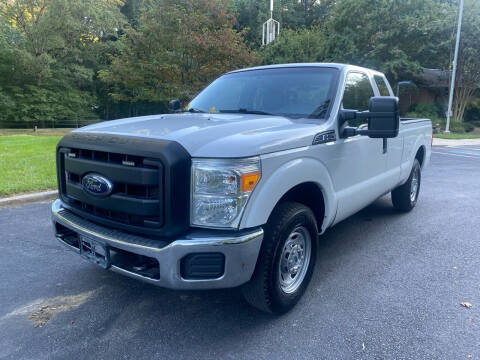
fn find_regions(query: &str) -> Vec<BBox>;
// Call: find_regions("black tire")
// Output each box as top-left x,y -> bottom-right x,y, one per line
392,159 -> 421,212
241,201 -> 318,314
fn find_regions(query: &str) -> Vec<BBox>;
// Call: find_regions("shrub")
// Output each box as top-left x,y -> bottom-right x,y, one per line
405,112 -> 474,133
464,100 -> 480,123
407,103 -> 444,119
406,102 -> 478,132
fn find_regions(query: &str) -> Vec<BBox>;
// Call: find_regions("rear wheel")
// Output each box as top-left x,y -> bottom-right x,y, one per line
241,202 -> 318,314
392,159 -> 421,211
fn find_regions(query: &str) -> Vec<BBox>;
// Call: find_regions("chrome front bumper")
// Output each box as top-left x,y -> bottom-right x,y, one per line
51,199 -> 263,289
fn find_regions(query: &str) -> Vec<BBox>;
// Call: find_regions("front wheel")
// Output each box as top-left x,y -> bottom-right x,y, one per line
241,202 -> 318,314
392,159 -> 421,212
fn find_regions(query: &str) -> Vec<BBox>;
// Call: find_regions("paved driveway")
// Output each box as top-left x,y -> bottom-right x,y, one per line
0,147 -> 479,360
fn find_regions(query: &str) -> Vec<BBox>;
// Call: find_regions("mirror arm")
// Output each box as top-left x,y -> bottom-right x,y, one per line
355,129 -> 370,136
338,109 -> 357,126
343,127 -> 358,137
340,110 -> 386,125
343,127 -> 369,137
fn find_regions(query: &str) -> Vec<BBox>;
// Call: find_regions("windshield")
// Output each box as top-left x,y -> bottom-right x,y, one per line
186,67 -> 339,119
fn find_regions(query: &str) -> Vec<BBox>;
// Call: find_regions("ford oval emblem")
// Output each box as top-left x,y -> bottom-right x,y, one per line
81,173 -> 113,197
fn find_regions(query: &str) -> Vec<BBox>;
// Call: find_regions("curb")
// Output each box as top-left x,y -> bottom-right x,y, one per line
0,190 -> 58,208
433,138 -> 480,146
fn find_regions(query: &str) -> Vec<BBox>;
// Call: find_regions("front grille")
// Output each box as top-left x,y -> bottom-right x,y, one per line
56,132 -> 191,238
58,147 -> 164,231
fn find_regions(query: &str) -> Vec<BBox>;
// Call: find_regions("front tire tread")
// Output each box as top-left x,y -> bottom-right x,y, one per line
242,201 -> 317,314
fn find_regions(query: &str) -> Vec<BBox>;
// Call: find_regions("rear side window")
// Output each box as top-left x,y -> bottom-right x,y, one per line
374,75 -> 391,96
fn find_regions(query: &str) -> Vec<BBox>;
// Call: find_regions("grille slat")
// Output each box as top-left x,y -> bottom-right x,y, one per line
65,183 -> 160,216
65,157 -> 159,186
69,149 -> 147,168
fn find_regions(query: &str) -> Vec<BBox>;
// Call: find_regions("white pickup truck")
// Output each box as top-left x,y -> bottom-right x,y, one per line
52,63 -> 432,313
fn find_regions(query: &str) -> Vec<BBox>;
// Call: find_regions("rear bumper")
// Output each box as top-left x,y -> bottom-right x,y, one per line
51,199 -> 263,290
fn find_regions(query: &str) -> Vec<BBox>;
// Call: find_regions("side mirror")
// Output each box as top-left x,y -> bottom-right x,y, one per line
168,99 -> 181,113
364,97 -> 399,138
340,97 -> 400,138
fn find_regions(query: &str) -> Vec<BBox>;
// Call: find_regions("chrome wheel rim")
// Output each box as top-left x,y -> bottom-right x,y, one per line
278,226 -> 312,294
410,168 -> 419,203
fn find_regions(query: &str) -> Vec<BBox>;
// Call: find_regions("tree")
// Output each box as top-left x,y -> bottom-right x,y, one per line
451,0 -> 480,123
0,0 -> 476,129
230,0 -> 268,47
260,27 -> 326,64
259,0 -> 455,78
0,19 -> 17,121
100,0 -> 257,110
231,0 -> 331,47
0,0 -> 126,127
321,0 -> 454,82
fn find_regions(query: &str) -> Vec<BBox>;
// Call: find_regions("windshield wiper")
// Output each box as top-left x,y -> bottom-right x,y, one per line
185,107 -> 205,113
309,100 -> 331,119
218,109 -> 272,116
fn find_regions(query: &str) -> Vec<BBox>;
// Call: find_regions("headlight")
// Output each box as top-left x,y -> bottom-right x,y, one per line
191,157 -> 261,228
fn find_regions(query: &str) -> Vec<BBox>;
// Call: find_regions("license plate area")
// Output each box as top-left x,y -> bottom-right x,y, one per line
79,235 -> 111,269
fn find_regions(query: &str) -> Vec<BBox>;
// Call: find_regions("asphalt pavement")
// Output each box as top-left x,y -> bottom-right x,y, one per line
0,146 -> 479,360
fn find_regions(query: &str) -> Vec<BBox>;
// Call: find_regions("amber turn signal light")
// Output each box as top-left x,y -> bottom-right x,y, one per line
241,172 -> 260,192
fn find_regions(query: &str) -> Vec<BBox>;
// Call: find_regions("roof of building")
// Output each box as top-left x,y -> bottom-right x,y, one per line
422,68 -> 451,88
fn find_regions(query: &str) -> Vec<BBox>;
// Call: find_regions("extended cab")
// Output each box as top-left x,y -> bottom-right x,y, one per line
52,63 -> 432,313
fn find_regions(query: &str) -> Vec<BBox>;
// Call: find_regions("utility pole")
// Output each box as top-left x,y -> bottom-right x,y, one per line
445,0 -> 464,133
262,0 -> 280,45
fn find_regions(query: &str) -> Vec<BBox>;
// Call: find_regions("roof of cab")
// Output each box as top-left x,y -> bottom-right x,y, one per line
228,63 -> 381,75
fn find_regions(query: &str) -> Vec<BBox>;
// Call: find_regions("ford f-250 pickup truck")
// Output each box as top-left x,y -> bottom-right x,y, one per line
52,63 -> 432,313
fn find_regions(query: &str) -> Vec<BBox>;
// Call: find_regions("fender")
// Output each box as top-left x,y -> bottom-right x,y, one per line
240,153 -> 337,233
399,126 -> 429,184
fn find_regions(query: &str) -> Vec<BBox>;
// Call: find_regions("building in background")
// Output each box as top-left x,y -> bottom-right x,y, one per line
398,69 -> 451,115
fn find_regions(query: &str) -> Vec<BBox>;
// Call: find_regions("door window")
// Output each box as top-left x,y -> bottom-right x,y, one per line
342,72 -> 375,127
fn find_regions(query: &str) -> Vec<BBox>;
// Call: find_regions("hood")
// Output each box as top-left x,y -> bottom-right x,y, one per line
75,113 -> 328,158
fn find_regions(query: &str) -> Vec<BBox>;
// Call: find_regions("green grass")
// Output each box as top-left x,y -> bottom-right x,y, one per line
0,135 -> 61,197
434,133 -> 480,139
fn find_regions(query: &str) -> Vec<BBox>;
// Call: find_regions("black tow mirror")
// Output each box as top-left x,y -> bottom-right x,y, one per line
340,97 -> 400,139
364,97 -> 400,138
168,99 -> 182,113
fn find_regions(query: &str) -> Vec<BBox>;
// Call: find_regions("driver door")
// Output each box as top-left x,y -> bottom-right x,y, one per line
325,71 -> 389,224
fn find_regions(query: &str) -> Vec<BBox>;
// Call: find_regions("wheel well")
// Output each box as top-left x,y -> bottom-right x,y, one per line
277,182 -> 325,231
415,146 -> 426,168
